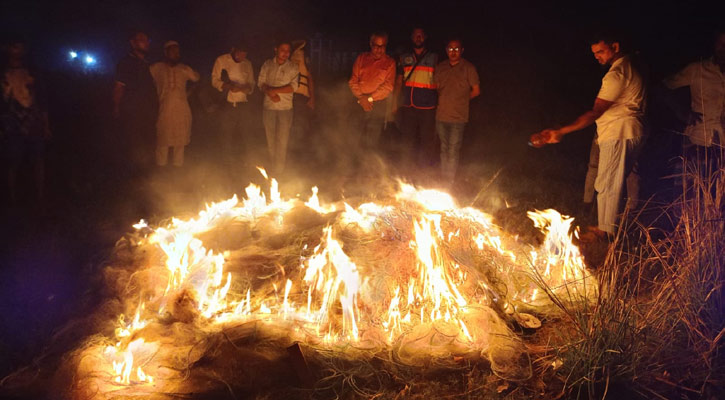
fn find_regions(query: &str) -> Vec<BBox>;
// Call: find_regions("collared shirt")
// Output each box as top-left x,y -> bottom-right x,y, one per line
257,58 -> 299,110
115,52 -> 157,115
399,50 -> 438,109
348,52 -> 395,101
434,58 -> 479,123
664,57 -> 725,146
595,56 -> 646,143
211,53 -> 255,104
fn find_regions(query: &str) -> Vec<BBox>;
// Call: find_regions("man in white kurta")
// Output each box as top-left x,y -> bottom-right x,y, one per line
533,36 -> 646,238
150,41 -> 200,167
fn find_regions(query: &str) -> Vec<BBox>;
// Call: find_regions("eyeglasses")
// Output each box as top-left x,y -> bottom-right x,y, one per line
446,47 -> 461,52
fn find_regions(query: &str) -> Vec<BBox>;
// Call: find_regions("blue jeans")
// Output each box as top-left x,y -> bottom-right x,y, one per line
436,121 -> 466,182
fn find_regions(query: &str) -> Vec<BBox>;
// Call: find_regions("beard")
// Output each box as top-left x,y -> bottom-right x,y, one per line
413,42 -> 425,49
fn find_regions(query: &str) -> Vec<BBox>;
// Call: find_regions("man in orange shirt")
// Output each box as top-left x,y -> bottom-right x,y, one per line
348,31 -> 395,150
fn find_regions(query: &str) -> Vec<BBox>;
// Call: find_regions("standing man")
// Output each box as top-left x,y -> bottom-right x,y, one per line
212,41 -> 254,167
394,28 -> 438,169
150,41 -> 200,168
664,28 -> 725,158
532,33 -> 646,240
258,39 -> 299,175
434,38 -> 480,184
113,31 -> 158,176
348,31 -> 395,150
1,40 -> 51,204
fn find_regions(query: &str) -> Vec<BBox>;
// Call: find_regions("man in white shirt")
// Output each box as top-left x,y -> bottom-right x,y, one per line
211,42 -> 255,166
664,29 -> 725,149
258,40 -> 299,174
533,33 -> 646,239
150,41 -> 200,168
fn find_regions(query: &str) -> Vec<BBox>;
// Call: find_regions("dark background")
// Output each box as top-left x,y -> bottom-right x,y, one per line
0,0 -> 723,381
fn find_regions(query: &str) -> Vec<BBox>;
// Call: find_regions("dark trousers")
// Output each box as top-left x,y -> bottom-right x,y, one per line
352,99 -> 387,150
292,94 -> 313,138
120,110 -> 155,177
399,106 -> 437,167
219,101 -> 249,165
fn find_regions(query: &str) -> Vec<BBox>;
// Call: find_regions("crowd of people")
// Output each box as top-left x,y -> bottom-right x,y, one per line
107,28 -> 481,183
1,26 -> 723,243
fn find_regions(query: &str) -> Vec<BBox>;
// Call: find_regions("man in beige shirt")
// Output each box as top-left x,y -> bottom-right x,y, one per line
534,33 -> 646,239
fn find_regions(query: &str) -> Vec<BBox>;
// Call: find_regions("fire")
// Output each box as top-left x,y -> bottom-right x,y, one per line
89,173 -> 594,392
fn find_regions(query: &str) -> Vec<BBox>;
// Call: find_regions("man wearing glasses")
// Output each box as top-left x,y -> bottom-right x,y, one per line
434,38 -> 480,184
348,31 -> 396,150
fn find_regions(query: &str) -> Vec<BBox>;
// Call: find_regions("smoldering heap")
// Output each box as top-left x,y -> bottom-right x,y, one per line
4,169 -> 596,399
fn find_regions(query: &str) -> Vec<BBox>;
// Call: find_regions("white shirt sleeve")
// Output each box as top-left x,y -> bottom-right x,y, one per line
597,68 -> 625,102
663,63 -> 694,90
211,56 -> 224,92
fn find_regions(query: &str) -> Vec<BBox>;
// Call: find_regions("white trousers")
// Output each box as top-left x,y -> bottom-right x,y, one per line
595,136 -> 643,234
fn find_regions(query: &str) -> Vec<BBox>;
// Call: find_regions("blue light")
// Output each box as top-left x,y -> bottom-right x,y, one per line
84,55 -> 96,64
69,51 -> 78,59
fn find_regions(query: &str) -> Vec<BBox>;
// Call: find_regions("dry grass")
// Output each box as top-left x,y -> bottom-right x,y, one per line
536,148 -> 725,399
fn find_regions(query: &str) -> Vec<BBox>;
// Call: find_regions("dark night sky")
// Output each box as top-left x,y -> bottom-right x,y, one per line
1,0 -> 723,78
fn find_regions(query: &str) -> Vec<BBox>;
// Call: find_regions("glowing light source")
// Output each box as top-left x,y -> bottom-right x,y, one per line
85,55 -> 96,64
69,51 -> 78,59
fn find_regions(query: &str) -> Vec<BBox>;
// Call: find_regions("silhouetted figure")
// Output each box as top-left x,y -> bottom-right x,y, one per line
112,31 -> 158,177
1,40 -> 50,205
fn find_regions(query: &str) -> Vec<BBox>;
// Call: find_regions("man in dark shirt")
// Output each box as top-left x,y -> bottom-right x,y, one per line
112,31 -> 158,175
394,28 -> 439,169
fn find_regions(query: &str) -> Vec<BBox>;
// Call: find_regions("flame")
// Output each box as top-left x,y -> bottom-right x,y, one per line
305,186 -> 337,214
99,178 -> 593,387
302,226 -> 361,340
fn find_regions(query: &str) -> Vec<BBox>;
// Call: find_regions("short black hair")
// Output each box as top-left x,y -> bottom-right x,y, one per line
275,38 -> 292,49
588,30 -> 626,48
232,40 -> 248,51
127,30 -> 148,41
446,37 -> 464,48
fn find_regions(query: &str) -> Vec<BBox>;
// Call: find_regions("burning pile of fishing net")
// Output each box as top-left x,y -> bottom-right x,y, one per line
39,170 -> 596,399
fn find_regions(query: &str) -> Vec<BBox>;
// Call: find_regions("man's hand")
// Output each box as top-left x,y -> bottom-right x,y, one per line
529,129 -> 561,147
358,97 -> 373,112
306,97 -> 315,110
265,87 -> 281,102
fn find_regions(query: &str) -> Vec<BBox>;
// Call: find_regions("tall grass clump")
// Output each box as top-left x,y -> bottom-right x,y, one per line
538,147 -> 725,399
